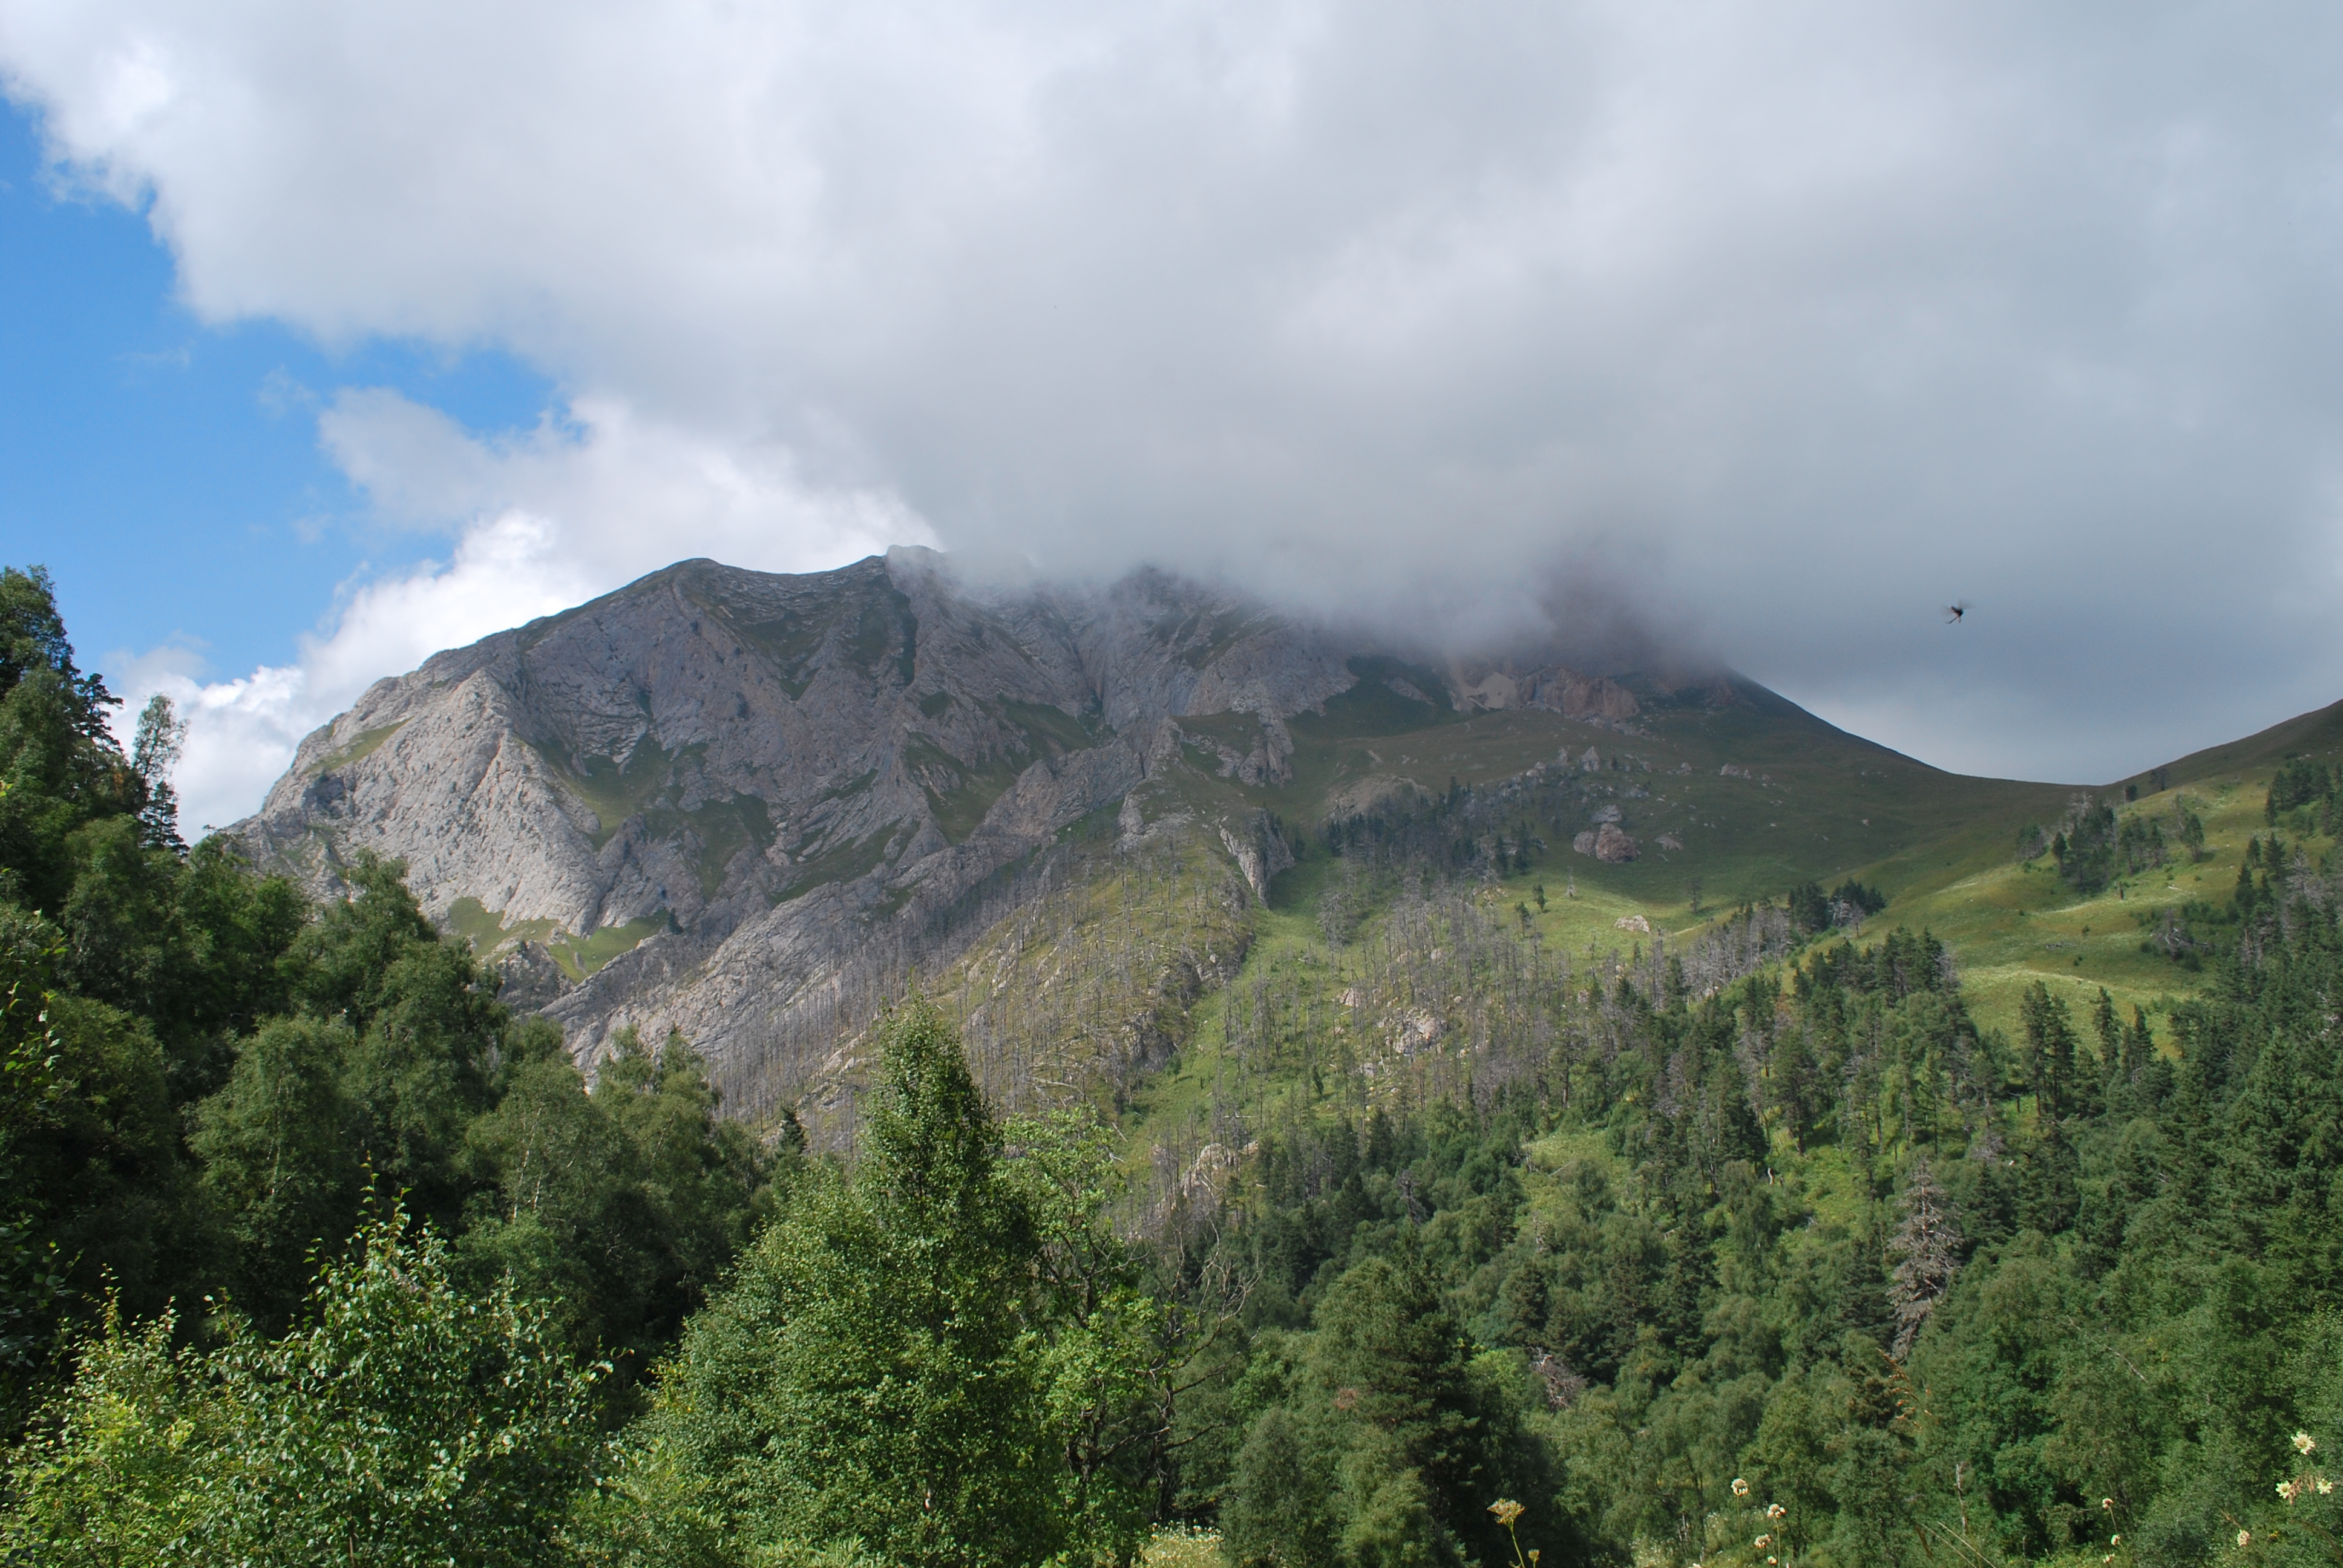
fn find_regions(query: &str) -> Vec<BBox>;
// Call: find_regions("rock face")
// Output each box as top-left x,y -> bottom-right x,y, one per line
234,549 -> 1747,1111
1594,823 -> 1639,862
1451,658 -> 1641,720
229,549 -> 1359,1102
1572,823 -> 1639,862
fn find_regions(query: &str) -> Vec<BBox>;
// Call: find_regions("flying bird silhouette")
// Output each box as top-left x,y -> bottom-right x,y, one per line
1945,601 -> 1970,624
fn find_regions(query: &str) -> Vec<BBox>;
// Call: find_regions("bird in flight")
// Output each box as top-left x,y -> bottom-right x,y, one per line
1944,601 -> 1970,624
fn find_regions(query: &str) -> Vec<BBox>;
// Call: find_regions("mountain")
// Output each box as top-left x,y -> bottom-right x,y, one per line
229,549 -> 2071,1121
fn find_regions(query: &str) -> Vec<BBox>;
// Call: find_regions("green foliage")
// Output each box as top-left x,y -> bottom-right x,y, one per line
1788,880 -> 1886,935
1000,1105 -> 1181,1555
19,563 -> 2343,1564
0,570 -> 768,1405
1222,1254 -> 1553,1568
631,1001 -> 1159,1568
2042,794 -> 2177,897
173,851 -> 523,1324
2051,797 -> 2120,893
128,693 -> 188,851
188,1014 -> 364,1312
0,569 -> 114,742
0,913 -> 69,1391
457,1025 -> 775,1381
2267,753 -> 2339,829
1,1195 -> 603,1567
1146,870 -> 2343,1564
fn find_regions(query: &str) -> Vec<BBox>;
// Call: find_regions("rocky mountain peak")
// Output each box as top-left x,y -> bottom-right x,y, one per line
232,551 -> 1767,1117
231,552 -> 1368,1094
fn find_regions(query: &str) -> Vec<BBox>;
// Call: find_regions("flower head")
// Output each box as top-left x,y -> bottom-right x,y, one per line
1488,1500 -> 1524,1529
1766,1503 -> 1787,1520
2298,1431 -> 2319,1455
2320,1477 -> 2334,1495
1754,1535 -> 1772,1549
2240,1528 -> 2253,1547
2103,1497 -> 2117,1512
1731,1477 -> 1751,1498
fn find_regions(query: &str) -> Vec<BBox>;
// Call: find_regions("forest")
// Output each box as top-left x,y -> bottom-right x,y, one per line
8,559 -> 2343,1567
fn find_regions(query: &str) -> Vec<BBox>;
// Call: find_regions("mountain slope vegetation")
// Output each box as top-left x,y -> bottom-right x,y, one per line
10,557 -> 2343,1567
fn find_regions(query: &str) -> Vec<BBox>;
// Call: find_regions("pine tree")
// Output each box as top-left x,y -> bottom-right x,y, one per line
2092,987 -> 2120,1094
2122,1004 -> 2154,1082
2020,982 -> 2076,1122
128,694 -> 187,851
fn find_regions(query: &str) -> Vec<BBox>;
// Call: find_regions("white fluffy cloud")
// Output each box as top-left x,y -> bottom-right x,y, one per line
113,401 -> 928,831
104,518 -> 578,835
13,0 -> 2343,810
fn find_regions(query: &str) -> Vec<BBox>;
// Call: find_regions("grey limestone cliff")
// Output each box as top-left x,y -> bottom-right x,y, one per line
231,549 -> 1371,1108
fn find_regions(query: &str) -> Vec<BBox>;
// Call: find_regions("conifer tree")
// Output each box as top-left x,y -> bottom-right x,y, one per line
128,694 -> 187,851
2020,982 -> 2076,1122
2122,1004 -> 2154,1082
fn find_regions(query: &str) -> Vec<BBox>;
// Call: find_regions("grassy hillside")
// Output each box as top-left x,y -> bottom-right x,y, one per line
1872,696 -> 2343,1036
1225,681 -> 2342,1045
1106,687 -> 2343,1161
1178,669 -> 2069,907
787,680 -> 2343,1171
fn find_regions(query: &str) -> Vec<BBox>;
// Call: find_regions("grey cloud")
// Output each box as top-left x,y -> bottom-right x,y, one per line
7,0 -> 2343,781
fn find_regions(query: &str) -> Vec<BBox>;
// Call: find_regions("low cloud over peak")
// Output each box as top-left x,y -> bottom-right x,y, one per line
13,0 -> 2343,817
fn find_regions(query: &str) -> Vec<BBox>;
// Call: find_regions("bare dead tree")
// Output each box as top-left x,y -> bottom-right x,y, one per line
1887,1158 -> 1962,1359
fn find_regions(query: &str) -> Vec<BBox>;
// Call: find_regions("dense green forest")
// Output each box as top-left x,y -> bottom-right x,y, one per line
8,563 -> 2343,1566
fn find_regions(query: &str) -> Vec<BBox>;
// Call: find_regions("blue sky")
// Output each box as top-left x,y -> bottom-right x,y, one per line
0,100 -> 551,682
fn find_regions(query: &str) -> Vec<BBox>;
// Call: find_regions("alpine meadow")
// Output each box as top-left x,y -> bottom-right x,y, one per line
6,549 -> 2343,1568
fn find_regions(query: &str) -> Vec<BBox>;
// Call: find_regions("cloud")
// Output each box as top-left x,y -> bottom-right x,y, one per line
109,399 -> 929,831
13,0 -> 2343,800
107,517 -> 585,834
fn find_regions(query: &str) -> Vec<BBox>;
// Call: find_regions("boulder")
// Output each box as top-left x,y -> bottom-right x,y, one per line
1593,823 -> 1638,863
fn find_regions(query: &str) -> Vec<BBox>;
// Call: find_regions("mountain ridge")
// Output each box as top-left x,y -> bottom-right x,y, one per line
226,549 -> 2165,1113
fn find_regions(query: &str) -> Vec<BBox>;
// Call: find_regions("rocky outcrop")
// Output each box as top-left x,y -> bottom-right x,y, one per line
492,942 -> 572,1012
1571,823 -> 1639,862
1217,812 -> 1299,901
1450,657 -> 1640,720
228,550 -> 1358,1099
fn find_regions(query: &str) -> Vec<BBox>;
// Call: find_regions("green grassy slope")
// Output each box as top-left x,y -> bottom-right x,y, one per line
1200,671 -> 2072,911
2151,694 -> 2343,789
1205,681 -> 2339,1057
1884,696 -> 2343,1036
